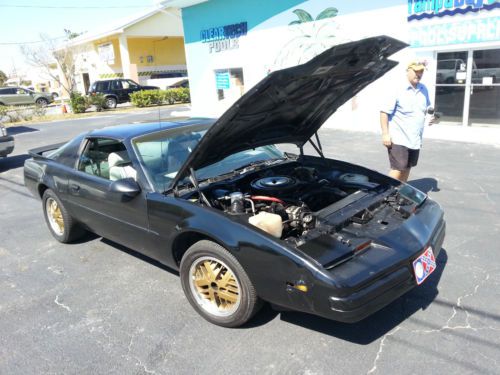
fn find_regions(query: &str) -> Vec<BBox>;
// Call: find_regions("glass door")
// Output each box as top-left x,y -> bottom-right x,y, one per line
435,51 -> 468,124
469,49 -> 500,126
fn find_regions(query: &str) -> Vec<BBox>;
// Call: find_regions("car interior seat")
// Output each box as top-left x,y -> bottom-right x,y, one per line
166,136 -> 199,173
108,151 -> 137,181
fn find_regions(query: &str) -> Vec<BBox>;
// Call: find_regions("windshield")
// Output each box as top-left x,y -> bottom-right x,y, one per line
132,127 -> 284,192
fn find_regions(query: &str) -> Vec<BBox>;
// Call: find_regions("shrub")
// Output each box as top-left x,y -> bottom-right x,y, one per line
69,91 -> 88,114
0,105 -> 7,119
171,87 -> 190,103
161,90 -> 175,105
87,93 -> 107,112
130,89 -> 163,107
32,105 -> 47,117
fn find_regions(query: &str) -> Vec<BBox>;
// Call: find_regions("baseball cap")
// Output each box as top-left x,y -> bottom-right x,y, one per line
407,60 -> 427,71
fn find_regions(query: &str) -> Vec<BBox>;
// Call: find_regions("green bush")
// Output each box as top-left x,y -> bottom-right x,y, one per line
161,90 -> 175,105
69,91 -> 88,114
0,105 -> 7,119
130,89 -> 163,107
87,93 -> 107,112
170,87 -> 190,103
130,88 -> 190,108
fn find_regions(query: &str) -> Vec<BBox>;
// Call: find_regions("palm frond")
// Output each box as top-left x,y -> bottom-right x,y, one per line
316,7 -> 339,20
293,9 -> 314,23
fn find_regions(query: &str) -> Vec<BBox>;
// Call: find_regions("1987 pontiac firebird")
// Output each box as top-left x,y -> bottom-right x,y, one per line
24,36 -> 445,327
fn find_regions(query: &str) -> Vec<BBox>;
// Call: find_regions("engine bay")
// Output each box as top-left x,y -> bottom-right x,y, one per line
185,158 -> 422,246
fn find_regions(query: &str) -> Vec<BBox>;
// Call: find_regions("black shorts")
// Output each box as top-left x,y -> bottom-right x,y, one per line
388,144 -> 420,170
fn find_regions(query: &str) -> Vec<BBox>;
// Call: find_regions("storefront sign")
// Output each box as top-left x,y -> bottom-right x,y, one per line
215,71 -> 230,89
408,0 -> 500,21
409,16 -> 500,46
200,22 -> 247,53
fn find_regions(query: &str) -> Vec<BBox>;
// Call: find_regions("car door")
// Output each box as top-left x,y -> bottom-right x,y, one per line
122,79 -> 141,101
111,80 -> 126,103
0,87 -> 20,105
15,88 -> 35,105
66,137 -> 151,253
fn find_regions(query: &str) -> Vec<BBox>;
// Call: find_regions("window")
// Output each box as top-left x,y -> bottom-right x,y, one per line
111,80 -> 122,90
124,80 -> 139,89
78,138 -> 136,180
96,81 -> 110,91
0,88 -> 16,94
215,68 -> 244,101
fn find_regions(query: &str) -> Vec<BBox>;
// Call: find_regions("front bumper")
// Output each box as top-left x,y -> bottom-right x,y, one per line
0,136 -> 14,156
307,201 -> 446,323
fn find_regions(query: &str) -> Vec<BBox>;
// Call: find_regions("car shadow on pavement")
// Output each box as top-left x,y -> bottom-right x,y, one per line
99,237 -> 180,276
0,154 -> 31,172
273,249 -> 448,343
6,126 -> 40,135
409,178 -> 440,193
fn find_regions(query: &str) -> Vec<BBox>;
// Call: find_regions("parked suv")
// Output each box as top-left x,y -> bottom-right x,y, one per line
88,79 -> 159,109
0,124 -> 14,157
0,87 -> 54,107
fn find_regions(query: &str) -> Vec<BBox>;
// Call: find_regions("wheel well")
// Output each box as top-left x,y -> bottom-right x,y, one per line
38,184 -> 49,199
172,231 -> 215,266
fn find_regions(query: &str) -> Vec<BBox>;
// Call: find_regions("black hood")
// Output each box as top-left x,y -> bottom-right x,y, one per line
174,35 -> 407,186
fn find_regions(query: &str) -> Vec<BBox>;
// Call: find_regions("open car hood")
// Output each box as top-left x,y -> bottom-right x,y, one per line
173,35 -> 407,187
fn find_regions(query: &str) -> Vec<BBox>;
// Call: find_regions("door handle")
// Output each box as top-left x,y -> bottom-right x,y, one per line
70,184 -> 80,192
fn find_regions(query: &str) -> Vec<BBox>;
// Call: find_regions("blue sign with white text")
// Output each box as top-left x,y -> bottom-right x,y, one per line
408,0 -> 500,21
215,71 -> 230,89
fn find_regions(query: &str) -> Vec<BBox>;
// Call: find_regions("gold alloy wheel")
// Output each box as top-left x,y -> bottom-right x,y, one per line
46,197 -> 64,236
188,256 -> 241,317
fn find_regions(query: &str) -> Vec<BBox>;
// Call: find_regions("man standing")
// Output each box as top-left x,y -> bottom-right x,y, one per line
380,60 -> 435,182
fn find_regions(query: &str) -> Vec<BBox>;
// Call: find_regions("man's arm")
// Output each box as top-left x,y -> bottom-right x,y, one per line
380,112 -> 392,147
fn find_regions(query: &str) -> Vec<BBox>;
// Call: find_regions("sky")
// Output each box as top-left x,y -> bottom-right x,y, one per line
0,0 -> 161,77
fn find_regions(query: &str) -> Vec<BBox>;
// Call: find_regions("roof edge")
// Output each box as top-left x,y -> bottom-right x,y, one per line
160,0 -> 208,9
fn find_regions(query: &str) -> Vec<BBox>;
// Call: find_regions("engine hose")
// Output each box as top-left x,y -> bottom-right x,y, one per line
250,195 -> 285,204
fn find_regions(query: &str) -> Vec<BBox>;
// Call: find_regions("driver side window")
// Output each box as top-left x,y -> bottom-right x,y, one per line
78,138 -> 136,181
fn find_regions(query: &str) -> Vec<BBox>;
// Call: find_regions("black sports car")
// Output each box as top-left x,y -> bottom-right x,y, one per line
24,36 -> 445,328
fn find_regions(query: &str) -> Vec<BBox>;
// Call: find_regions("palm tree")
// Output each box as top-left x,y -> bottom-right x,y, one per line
273,7 -> 339,69
288,7 -> 338,25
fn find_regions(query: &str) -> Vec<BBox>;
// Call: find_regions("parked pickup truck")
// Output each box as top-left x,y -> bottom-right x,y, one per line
0,124 -> 14,157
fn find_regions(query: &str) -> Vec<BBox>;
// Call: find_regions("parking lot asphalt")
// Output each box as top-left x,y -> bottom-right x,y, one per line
1,114 -> 499,375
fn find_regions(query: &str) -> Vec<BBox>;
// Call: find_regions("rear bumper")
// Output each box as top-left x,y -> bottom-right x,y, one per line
0,135 -> 14,156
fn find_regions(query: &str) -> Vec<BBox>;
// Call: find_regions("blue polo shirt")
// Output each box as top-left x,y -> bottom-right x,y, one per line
381,83 -> 430,150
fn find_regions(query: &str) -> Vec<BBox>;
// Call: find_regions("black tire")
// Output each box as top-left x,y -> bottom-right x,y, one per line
180,240 -> 261,327
36,98 -> 49,107
105,96 -> 117,109
42,189 -> 85,243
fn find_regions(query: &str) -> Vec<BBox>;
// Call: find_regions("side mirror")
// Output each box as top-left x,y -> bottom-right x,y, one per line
108,178 -> 141,201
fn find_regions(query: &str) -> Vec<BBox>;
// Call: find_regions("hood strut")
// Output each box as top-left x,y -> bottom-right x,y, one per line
189,167 -> 211,207
308,132 -> 324,158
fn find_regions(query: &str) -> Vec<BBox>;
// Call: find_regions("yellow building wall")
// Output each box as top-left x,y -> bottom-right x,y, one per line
92,37 -> 122,68
127,37 -> 186,67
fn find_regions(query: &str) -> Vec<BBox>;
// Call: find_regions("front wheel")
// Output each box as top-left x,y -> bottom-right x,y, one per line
180,240 -> 261,327
36,98 -> 49,107
42,189 -> 84,243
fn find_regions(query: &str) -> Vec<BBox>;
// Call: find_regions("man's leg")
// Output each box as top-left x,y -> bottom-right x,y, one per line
389,168 -> 411,182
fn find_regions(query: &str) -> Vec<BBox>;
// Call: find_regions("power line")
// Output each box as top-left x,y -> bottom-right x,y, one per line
0,36 -> 66,46
0,4 -> 151,9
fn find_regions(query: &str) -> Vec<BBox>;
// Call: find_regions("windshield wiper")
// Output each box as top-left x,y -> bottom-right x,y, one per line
235,157 -> 288,174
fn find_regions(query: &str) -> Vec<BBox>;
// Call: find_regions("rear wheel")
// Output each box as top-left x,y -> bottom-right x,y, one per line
180,240 -> 261,327
42,189 -> 84,243
105,96 -> 117,109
